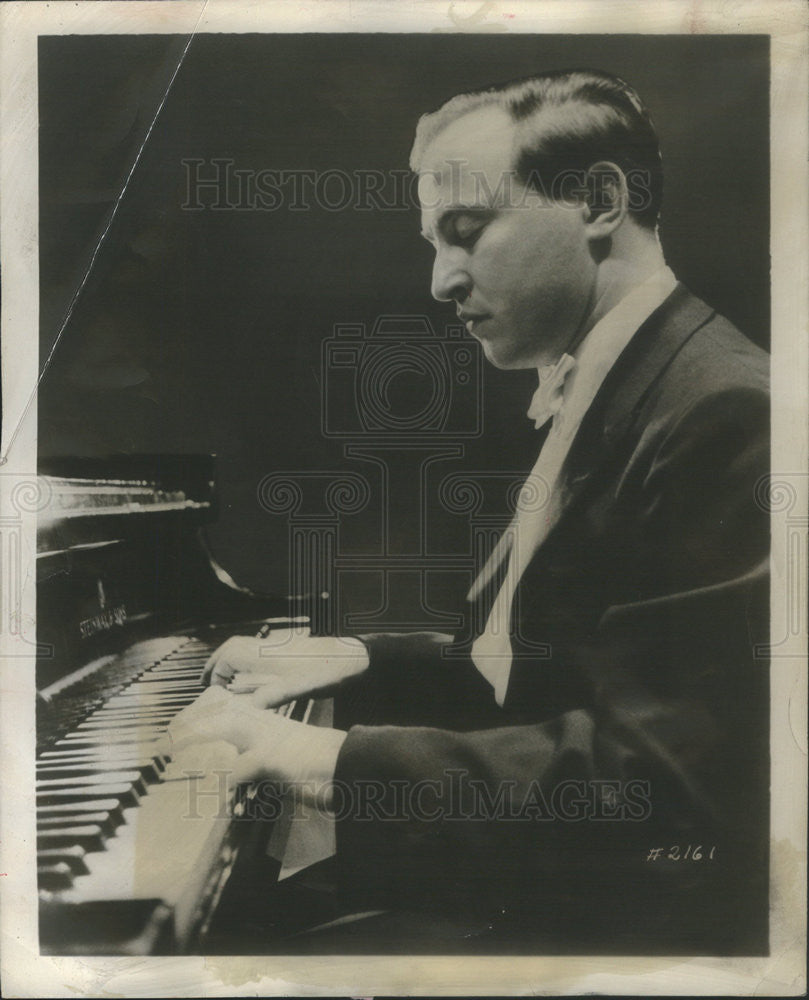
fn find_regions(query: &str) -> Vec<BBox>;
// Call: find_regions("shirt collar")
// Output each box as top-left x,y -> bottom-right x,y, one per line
549,265 -> 678,431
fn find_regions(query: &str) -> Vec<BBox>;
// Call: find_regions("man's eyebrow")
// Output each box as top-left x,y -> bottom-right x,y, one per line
441,203 -> 488,216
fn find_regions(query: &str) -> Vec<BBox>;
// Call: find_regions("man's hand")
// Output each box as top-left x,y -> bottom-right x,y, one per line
201,629 -> 369,707
165,686 -> 347,810
166,686 -> 270,753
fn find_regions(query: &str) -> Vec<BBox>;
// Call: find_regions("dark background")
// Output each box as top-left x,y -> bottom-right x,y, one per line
37,33 -> 770,613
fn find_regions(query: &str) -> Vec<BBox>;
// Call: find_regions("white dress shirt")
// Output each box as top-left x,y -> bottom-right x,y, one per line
471,265 -> 678,705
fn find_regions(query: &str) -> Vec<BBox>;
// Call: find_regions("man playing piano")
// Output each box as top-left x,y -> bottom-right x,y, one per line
169,70 -> 770,953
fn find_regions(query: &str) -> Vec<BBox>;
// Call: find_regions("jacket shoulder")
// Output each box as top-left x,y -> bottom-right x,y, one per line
643,294 -> 769,423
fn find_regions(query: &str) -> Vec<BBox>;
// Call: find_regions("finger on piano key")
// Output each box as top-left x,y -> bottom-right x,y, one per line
225,673 -> 282,696
161,738 -> 240,783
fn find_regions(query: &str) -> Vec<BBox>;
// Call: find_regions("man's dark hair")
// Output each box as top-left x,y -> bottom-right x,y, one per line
410,69 -> 663,229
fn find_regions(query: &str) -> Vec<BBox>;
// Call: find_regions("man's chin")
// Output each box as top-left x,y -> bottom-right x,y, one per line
480,341 -> 534,372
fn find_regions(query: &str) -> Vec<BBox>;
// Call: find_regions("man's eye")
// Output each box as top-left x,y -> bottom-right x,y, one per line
452,216 -> 485,243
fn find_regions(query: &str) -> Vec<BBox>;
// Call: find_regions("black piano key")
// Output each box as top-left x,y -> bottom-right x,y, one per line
98,696 -> 199,708
75,717 -> 173,731
37,760 -> 162,784
128,670 -> 202,679
81,698 -> 189,713
36,770 -> 145,791
41,742 -> 165,759
73,724 -> 173,739
105,696 -> 203,707
37,782 -> 141,807
116,679 -> 204,690
37,797 -> 124,819
98,696 -> 201,709
39,898 -> 176,955
105,689 -> 201,699
57,729 -> 168,747
162,669 -> 209,675
77,713 -> 177,727
98,704 -> 199,717
85,699 -> 188,710
52,732 -> 166,750
38,742 -> 168,760
110,679 -> 201,690
38,811 -> 121,834
37,825 -> 106,852
98,700 -> 195,713
37,751 -> 167,773
37,845 -> 91,874
38,863 -> 75,891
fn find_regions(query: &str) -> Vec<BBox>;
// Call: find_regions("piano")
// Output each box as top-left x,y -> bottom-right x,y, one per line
35,455 -> 331,955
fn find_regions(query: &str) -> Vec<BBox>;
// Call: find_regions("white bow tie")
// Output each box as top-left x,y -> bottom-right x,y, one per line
526,353 -> 576,429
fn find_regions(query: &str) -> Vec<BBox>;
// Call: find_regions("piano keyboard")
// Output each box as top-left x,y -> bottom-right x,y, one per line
37,632 -> 311,954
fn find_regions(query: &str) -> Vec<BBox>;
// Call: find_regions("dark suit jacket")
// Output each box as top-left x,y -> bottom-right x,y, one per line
332,285 -> 770,953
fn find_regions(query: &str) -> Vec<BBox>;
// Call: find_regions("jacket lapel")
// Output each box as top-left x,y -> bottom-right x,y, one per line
551,284 -> 715,519
467,285 -> 716,646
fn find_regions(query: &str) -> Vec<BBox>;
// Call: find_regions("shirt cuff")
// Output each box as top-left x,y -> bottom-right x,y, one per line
470,634 -> 512,707
492,660 -> 510,707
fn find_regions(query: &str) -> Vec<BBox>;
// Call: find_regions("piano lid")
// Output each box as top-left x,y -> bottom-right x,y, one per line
37,454 -> 217,556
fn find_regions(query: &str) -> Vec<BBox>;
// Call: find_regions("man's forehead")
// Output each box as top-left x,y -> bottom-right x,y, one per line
417,105 -> 517,208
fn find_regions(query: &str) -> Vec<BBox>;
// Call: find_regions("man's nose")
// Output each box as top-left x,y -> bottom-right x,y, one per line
430,246 -> 470,303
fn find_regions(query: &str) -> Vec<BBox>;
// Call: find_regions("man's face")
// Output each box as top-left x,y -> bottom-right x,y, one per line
418,106 -> 596,369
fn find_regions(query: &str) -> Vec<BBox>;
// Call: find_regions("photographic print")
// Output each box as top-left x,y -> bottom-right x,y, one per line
0,2 -> 806,996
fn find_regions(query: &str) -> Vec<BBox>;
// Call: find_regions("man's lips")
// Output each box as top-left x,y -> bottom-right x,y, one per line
458,311 -> 490,332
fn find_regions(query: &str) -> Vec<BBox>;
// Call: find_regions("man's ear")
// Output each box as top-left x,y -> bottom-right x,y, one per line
582,161 -> 629,238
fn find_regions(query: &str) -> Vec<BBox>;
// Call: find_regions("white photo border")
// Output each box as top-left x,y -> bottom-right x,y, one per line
1,2 -> 806,996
